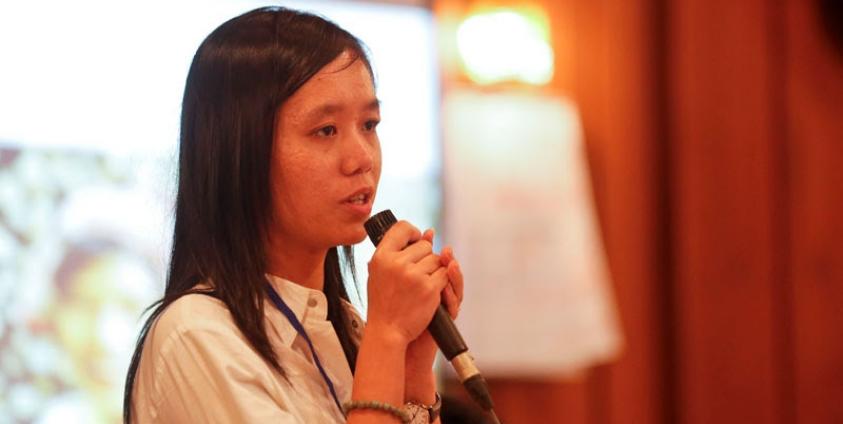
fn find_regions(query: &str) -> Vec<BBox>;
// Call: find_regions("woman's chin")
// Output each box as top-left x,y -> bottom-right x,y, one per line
335,228 -> 368,247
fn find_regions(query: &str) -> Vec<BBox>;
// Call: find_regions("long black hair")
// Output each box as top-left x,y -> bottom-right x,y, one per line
123,7 -> 372,422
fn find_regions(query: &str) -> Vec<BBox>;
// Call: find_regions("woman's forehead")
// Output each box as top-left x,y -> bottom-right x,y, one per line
281,57 -> 378,123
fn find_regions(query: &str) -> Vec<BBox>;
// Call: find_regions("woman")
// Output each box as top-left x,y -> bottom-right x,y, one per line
123,7 -> 463,423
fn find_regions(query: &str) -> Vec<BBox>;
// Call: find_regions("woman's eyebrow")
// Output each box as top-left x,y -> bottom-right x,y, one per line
303,98 -> 381,122
303,103 -> 342,122
364,98 -> 381,112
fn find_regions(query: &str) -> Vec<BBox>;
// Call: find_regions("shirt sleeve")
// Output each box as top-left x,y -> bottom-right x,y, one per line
137,320 -> 303,423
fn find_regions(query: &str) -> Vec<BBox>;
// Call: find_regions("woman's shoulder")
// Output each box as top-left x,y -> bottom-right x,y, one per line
147,290 -> 242,351
134,291 -> 281,421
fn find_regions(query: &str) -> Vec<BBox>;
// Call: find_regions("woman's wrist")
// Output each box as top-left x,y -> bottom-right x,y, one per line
350,321 -> 409,422
404,370 -> 436,405
363,321 -> 412,350
404,332 -> 438,404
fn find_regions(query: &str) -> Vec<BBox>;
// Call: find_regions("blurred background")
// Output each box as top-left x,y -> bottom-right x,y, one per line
1,0 -> 841,423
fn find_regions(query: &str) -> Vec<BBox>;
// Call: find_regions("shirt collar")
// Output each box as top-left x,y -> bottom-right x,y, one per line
265,274 -> 329,348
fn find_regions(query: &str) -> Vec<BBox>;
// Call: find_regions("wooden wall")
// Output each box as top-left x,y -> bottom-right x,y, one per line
786,1 -> 843,422
434,0 -> 843,423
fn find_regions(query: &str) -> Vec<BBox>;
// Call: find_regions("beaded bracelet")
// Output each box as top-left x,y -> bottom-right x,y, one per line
343,400 -> 411,423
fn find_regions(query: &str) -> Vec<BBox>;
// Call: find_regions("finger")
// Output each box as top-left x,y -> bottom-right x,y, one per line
427,267 -> 450,293
439,246 -> 453,266
422,228 -> 435,243
377,220 -> 422,251
442,284 -> 459,318
414,254 -> 442,275
448,260 -> 464,302
398,239 -> 434,263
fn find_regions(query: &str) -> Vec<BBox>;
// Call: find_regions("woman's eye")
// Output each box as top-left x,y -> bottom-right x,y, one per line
315,125 -> 337,137
363,119 -> 380,132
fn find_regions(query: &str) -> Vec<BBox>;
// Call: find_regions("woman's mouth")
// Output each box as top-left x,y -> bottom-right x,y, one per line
343,187 -> 374,217
347,193 -> 369,205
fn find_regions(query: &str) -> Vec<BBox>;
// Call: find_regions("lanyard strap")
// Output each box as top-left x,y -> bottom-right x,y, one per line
264,282 -> 345,417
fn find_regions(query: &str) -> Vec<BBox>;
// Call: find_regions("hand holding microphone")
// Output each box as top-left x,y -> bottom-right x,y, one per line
364,219 -> 451,346
365,210 -> 499,422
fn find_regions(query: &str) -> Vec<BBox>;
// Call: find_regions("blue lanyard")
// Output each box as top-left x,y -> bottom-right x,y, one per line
264,282 -> 345,417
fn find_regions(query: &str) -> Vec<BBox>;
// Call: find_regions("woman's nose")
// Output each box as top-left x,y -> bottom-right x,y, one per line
340,130 -> 375,175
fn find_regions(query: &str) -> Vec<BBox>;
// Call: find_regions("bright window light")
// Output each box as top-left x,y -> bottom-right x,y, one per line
456,9 -> 554,85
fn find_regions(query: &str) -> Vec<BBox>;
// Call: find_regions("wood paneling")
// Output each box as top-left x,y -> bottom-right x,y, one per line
572,0 -> 671,423
668,1 -> 782,422
434,0 -> 843,423
487,378 -> 590,424
787,1 -> 843,422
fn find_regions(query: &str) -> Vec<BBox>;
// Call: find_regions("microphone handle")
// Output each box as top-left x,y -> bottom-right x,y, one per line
429,305 -> 467,360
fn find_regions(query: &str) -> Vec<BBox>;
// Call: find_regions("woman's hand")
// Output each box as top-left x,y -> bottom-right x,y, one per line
365,221 -> 451,347
404,230 -> 464,404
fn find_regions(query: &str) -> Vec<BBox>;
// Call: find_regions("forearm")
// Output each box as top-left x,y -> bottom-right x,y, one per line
404,361 -> 436,405
347,324 -> 407,423
404,343 -> 440,424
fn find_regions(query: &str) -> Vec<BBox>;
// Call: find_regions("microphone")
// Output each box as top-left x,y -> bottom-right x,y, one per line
365,210 -> 498,420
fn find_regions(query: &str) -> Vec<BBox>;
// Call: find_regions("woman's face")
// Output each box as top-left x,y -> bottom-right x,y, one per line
270,51 -> 382,251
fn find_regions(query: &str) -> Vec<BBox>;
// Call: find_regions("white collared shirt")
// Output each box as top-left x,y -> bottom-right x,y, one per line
132,275 -> 363,423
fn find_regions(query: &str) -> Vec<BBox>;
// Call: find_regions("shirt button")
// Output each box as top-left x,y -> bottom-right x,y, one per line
307,298 -> 318,307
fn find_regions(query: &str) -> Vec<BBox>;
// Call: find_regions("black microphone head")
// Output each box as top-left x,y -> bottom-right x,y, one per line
364,210 -> 397,246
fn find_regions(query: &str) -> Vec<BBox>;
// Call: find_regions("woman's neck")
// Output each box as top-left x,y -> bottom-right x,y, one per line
265,241 -> 326,291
